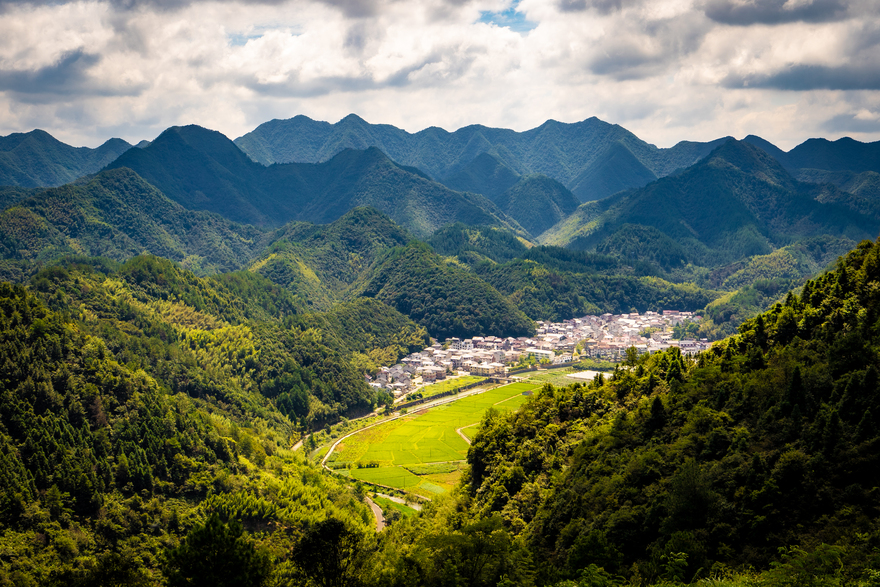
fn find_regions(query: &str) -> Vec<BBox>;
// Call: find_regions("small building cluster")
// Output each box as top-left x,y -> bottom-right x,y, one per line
367,310 -> 706,399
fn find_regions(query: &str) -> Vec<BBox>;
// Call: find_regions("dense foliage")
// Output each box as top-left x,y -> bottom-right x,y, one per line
427,223 -> 529,264
356,242 -> 535,339
476,259 -> 719,322
233,114 -> 726,201
107,126 -> 518,236
26,255 -> 409,426
0,168 -> 269,281
0,280 -> 373,585
0,129 -> 131,188
366,236 -> 880,586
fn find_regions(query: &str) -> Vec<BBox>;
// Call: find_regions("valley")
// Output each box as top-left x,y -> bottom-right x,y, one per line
0,114 -> 879,586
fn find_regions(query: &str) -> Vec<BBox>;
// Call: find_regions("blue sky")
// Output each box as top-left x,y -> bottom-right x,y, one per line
0,0 -> 877,150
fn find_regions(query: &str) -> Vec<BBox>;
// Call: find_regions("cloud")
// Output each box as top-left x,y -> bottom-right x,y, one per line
557,0 -> 640,14
0,49 -> 114,99
703,0 -> 849,26
822,111 -> 880,133
586,13 -> 709,80
725,64 -> 880,90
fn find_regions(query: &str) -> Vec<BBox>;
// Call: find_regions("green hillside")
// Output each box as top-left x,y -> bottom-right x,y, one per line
495,175 -> 581,236
0,270 -> 381,585
542,140 -> 879,265
107,125 -> 520,237
427,223 -> 530,264
475,258 -> 720,322
361,235 -> 880,587
441,152 -> 521,199
0,129 -> 131,187
248,207 -> 412,310
234,114 -> 729,200
354,242 -> 536,339
0,168 -> 268,281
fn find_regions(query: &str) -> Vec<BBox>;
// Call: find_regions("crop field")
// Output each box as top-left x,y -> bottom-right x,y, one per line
372,495 -> 419,518
340,380 -> 539,496
416,375 -> 486,399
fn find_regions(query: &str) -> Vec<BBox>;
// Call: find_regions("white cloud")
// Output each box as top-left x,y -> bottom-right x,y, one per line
0,0 -> 876,150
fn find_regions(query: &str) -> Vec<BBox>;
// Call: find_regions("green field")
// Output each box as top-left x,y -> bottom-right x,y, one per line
334,381 -> 538,496
414,375 -> 486,399
372,495 -> 419,518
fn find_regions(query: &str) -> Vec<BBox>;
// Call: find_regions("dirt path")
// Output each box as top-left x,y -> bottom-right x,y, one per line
291,434 -> 308,452
455,425 -> 472,445
363,496 -> 385,531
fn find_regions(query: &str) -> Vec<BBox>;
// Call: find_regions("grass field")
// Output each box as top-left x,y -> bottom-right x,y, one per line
338,380 -> 539,496
372,495 -> 419,518
415,375 -> 486,399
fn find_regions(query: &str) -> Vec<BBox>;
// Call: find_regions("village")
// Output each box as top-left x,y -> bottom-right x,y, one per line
367,310 -> 710,399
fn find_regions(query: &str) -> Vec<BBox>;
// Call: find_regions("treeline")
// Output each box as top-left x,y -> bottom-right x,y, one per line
476,259 -> 719,323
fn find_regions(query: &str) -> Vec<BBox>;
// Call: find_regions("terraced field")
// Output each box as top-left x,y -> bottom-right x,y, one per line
329,381 -> 538,498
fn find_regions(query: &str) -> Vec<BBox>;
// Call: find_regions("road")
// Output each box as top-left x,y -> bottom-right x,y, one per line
363,496 -> 385,531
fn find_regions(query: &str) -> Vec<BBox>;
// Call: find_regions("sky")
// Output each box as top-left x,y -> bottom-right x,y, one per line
0,0 -> 879,150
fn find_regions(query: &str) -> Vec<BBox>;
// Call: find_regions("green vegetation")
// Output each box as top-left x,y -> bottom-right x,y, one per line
108,126 -> 520,237
233,114 -> 725,201
415,375 -> 486,399
24,254 -> 417,428
329,382 -> 540,496
0,280 -> 373,585
0,168 -> 269,281
357,235 -> 880,586
494,175 -> 581,237
476,258 -> 720,322
427,222 -> 529,264
0,129 -> 131,188
356,242 -> 536,339
371,495 -> 419,519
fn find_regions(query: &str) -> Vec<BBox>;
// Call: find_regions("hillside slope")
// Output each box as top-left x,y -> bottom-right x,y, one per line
0,129 -> 132,187
0,167 -> 268,280
234,114 -> 730,202
542,140 -> 880,266
107,125 -> 519,237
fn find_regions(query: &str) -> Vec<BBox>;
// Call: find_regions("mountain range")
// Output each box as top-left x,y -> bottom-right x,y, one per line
0,114 -> 878,342
0,129 -> 131,187
234,113 -> 733,202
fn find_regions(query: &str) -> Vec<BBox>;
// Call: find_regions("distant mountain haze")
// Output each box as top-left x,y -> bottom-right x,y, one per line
0,129 -> 131,187
234,114 -> 735,202
103,125 -> 522,238
541,139 -> 880,266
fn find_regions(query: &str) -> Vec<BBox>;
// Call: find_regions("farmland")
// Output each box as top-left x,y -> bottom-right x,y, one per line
328,380 -> 539,497
412,374 -> 485,399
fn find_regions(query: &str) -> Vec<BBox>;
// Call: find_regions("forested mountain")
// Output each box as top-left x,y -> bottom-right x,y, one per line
541,140 -> 880,266
0,129 -> 132,188
355,235 -> 880,587
441,152 -> 521,199
106,125 -> 520,237
352,242 -> 536,339
0,273 -> 380,584
475,258 -> 720,323
0,167 -> 269,281
495,175 -> 581,237
249,207 -> 413,311
234,114 -> 731,201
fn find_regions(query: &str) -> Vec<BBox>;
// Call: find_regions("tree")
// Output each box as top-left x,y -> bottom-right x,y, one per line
164,514 -> 273,587
288,517 -> 368,587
